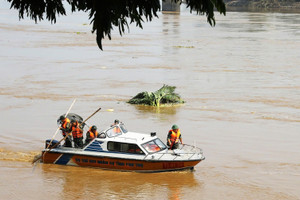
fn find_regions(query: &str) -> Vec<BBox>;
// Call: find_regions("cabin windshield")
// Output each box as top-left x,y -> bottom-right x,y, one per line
142,138 -> 167,153
106,125 -> 122,137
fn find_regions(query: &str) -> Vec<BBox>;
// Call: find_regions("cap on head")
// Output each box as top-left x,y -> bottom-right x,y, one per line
59,115 -> 65,121
91,125 -> 97,130
172,124 -> 179,130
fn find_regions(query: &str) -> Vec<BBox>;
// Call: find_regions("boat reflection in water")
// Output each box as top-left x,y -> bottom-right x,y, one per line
41,163 -> 201,199
42,120 -> 205,173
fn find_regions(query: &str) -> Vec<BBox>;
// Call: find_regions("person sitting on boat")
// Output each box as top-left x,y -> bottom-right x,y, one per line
59,115 -> 72,147
111,119 -> 120,126
71,121 -> 83,148
111,119 -> 121,134
85,125 -> 98,144
167,124 -> 183,150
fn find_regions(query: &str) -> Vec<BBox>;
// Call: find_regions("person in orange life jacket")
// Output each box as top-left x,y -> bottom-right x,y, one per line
59,115 -> 72,147
85,125 -> 98,144
71,121 -> 83,148
167,124 -> 183,150
111,119 -> 121,133
111,119 -> 120,126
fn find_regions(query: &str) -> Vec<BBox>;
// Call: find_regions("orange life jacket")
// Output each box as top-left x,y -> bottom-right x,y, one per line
61,118 -> 70,136
113,126 -> 121,133
169,129 -> 181,144
62,118 -> 70,129
87,128 -> 98,139
72,125 -> 83,138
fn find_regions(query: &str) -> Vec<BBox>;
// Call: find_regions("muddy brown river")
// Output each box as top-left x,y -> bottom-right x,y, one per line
0,3 -> 300,200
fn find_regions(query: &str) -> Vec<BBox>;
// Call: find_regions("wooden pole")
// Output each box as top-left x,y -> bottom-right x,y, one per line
45,99 -> 76,150
32,107 -> 101,164
82,107 -> 101,124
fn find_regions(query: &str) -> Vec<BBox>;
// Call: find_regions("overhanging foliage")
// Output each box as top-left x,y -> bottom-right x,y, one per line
7,0 -> 226,50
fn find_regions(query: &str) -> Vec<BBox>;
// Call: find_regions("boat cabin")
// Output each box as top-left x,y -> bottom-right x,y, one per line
84,123 -> 168,156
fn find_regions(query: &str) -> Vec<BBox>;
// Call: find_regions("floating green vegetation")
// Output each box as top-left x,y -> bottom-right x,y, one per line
128,85 -> 185,107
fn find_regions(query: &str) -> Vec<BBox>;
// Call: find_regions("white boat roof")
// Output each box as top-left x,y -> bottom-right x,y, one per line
98,123 -> 158,145
108,131 -> 156,144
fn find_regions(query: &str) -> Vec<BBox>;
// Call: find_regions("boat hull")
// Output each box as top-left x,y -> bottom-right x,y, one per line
42,151 -> 203,172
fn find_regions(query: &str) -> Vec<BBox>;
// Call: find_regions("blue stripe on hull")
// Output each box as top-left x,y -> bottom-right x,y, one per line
84,141 -> 104,152
55,154 -> 73,165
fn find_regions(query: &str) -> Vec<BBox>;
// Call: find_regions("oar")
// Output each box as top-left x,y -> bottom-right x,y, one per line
45,99 -> 77,150
32,107 -> 101,164
82,107 -> 101,124
31,132 -> 73,165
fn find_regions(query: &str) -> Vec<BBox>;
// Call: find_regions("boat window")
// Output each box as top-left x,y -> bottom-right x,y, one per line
107,142 -> 144,155
108,141 -> 120,151
154,138 -> 167,150
106,126 -> 122,137
120,124 -> 128,133
142,138 -> 166,153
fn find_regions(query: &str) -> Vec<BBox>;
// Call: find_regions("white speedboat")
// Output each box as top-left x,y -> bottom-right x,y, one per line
42,122 -> 205,172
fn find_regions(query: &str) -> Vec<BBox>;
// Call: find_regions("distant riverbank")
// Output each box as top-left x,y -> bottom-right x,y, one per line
225,0 -> 300,12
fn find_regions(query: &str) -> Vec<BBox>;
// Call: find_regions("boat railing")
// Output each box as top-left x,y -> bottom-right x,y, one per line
143,144 -> 203,161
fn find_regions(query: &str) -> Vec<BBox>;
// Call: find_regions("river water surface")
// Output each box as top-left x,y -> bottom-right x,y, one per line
0,3 -> 300,200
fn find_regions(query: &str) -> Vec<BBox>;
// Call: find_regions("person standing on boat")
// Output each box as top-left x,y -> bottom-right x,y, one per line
85,125 -> 98,144
167,124 -> 183,150
59,115 -> 72,147
71,121 -> 84,148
